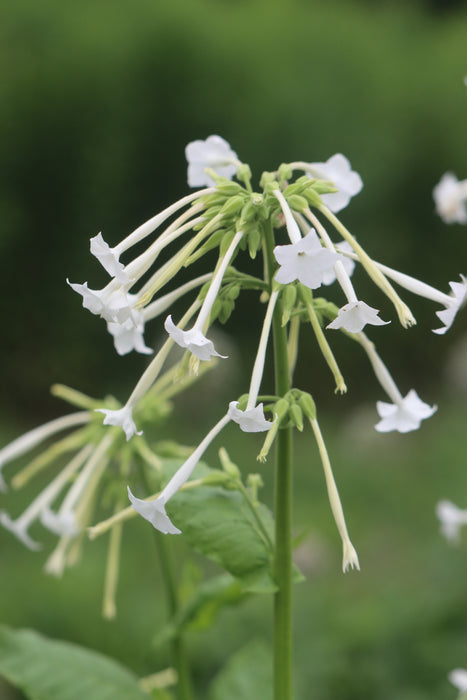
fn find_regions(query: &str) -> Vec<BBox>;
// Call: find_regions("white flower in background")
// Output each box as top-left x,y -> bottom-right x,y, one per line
274,230 -> 342,289
436,500 -> 467,544
375,389 -> 437,433
228,401 -> 272,432
40,508 -> 78,537
96,406 -> 142,441
433,173 -> 467,224
164,316 -> 226,361
128,414 -> 231,534
433,276 -> 467,335
327,300 -> 389,334
305,153 -> 363,212
322,241 -> 355,285
107,314 -> 152,356
448,668 -> 467,695
90,233 -> 129,284
185,135 -> 240,187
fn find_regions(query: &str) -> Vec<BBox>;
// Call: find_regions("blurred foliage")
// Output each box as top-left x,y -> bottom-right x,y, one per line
0,0 -> 467,422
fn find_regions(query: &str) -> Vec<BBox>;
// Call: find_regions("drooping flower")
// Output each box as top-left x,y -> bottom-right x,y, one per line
433,276 -> 467,335
228,402 -> 272,432
107,315 -> 153,356
67,280 -> 136,325
185,135 -> 240,187
375,389 -> 437,433
128,414 -> 231,534
164,315 -> 226,361
436,500 -> 467,544
96,406 -> 142,441
433,173 -> 467,224
448,668 -> 467,695
327,300 -> 389,334
274,230 -> 341,289
304,153 -> 363,212
90,233 -> 129,284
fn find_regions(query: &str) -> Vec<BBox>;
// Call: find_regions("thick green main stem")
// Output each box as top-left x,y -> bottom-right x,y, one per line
264,222 -> 294,700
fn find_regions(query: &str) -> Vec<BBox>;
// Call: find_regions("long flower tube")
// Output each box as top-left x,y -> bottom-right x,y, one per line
143,273 -> 212,323
128,413 -> 232,534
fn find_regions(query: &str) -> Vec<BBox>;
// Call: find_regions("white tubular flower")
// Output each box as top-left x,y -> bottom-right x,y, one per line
96,406 -> 142,441
433,173 -> 467,224
107,314 -> 152,356
228,290 -> 278,433
186,135 -> 240,187
0,412 -> 90,492
375,389 -> 437,434
304,153 -> 363,212
436,500 -> 467,544
90,233 -> 129,284
143,274 -> 212,323
128,413 -> 231,534
165,231 -> 243,360
433,276 -> 467,335
67,280 -> 136,325
40,508 -> 78,537
274,230 -> 341,289
327,301 -> 389,334
448,669 -> 467,695
273,189 -> 302,244
228,402 -> 272,432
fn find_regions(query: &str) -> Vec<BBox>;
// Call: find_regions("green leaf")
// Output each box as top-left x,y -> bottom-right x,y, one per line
155,574 -> 244,647
0,625 -> 150,700
208,639 -> 272,700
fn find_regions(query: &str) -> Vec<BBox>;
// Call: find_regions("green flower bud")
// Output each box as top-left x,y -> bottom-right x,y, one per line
248,228 -> 261,259
216,181 -> 243,196
219,447 -> 241,480
221,194 -> 246,217
278,163 -> 293,182
288,403 -> 304,431
298,392 -> 316,420
303,188 -> 323,208
287,194 -> 309,213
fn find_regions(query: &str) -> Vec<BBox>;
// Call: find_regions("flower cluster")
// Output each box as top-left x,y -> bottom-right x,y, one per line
1,135 -> 465,577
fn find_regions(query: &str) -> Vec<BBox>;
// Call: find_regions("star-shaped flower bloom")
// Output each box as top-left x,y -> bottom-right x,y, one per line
90,233 -> 129,283
185,135 -> 240,187
127,487 -> 181,535
375,389 -> 437,433
436,500 -> 467,544
327,301 -> 389,334
448,668 -> 467,695
274,230 -> 342,290
433,276 -> 467,335
433,173 -> 467,224
228,401 -> 273,433
305,153 -> 363,212
67,280 -> 137,325
164,315 -> 226,361
96,406 -> 142,441
107,315 -> 153,356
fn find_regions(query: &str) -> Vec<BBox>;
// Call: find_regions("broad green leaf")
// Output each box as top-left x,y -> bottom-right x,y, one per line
155,574 -> 244,647
208,639 -> 272,700
0,625 -> 149,700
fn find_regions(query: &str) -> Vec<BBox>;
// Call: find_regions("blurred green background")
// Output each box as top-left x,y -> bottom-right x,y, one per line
1,0 -> 467,698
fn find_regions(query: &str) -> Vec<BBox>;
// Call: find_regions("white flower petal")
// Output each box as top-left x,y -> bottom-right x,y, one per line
375,390 -> 437,433
449,668 -> 467,694
90,233 -> 129,283
107,315 -> 153,356
0,511 -> 42,551
306,153 -> 363,212
164,315 -> 226,361
127,487 -> 181,535
433,173 -> 467,225
185,135 -> 239,187
326,301 -> 389,334
274,230 -> 341,290
436,500 -> 467,544
40,507 -> 78,537
96,406 -> 142,441
433,276 -> 467,335
228,401 -> 273,433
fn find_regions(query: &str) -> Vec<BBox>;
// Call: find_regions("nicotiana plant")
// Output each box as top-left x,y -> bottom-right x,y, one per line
1,134 -> 466,700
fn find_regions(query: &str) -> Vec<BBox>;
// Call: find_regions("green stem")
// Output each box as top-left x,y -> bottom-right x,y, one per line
137,464 -> 193,700
264,221 -> 294,700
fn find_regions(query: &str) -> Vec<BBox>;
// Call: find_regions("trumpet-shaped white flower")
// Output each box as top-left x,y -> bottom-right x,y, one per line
90,233 -> 129,283
67,280 -> 136,325
228,402 -> 272,432
128,413 -> 231,534
433,173 -> 467,224
107,315 -> 153,356
436,500 -> 467,544
448,668 -> 467,695
96,406 -> 142,441
433,276 -> 467,335
305,153 -> 363,212
274,230 -> 341,289
186,135 -> 240,187
164,315 -> 226,361
327,300 -> 389,334
375,389 -> 437,433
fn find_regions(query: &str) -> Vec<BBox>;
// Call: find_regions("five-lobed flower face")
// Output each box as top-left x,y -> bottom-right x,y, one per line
375,390 -> 437,433
304,153 -> 363,213
185,135 -> 240,187
274,230 -> 342,289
